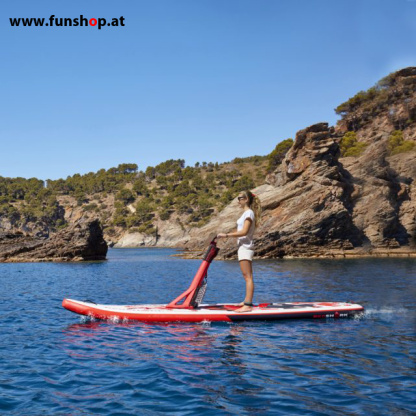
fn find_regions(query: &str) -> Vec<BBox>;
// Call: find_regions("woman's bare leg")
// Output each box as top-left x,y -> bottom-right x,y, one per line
235,260 -> 254,312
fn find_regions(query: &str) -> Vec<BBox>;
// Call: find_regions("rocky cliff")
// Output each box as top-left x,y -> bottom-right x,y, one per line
0,219 -> 108,262
182,68 -> 416,258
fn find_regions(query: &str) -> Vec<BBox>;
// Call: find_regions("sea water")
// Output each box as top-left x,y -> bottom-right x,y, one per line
0,248 -> 415,415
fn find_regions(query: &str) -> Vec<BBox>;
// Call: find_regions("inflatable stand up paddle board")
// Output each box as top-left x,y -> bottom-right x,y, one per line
63,239 -> 364,322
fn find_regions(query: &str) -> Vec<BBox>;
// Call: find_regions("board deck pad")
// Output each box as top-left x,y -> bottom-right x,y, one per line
62,299 -> 364,322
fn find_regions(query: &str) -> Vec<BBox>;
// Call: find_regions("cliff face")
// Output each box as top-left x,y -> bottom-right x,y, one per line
183,68 -> 416,258
336,68 -> 416,251
0,219 -> 108,262
183,123 -> 361,257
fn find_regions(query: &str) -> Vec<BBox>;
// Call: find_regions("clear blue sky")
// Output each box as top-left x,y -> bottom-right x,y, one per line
1,0 -> 415,180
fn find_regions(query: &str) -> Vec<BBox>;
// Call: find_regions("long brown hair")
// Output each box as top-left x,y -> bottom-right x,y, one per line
241,190 -> 262,225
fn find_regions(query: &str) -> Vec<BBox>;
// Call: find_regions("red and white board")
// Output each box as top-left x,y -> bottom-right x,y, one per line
62,299 -> 364,323
62,240 -> 364,323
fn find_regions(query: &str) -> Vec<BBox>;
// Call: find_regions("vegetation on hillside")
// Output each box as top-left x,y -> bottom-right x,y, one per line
267,139 -> 294,172
340,132 -> 367,157
335,68 -> 416,131
0,177 -> 65,230
0,137 -> 294,235
388,130 -> 415,155
0,134 -> 295,235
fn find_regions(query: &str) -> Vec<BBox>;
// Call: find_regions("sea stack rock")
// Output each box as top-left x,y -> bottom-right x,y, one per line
0,219 -> 108,262
254,122 -> 361,258
183,123 -> 360,258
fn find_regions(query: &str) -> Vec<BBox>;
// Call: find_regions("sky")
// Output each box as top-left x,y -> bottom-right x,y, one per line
1,0 -> 415,180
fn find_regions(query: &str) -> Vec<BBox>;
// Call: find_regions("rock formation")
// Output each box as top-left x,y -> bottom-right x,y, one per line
0,219 -> 108,262
182,68 -> 416,258
183,123 -> 362,258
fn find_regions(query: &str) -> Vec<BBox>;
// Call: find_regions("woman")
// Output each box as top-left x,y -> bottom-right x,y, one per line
217,190 -> 261,313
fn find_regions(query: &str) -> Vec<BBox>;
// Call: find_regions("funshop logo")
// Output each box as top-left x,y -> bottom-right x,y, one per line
9,15 -> 126,30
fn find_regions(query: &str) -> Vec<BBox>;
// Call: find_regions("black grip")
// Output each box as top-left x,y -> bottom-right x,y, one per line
203,242 -> 219,263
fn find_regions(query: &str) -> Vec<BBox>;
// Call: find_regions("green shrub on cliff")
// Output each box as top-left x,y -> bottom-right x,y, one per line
114,163 -> 138,174
335,91 -> 369,118
83,203 -> 99,212
340,132 -> 367,157
135,221 -> 155,235
115,188 -> 135,205
233,155 -> 267,165
232,175 -> 255,192
388,130 -> 415,155
0,203 -> 19,219
112,201 -> 129,227
132,179 -> 149,196
159,209 -> 172,221
133,199 -> 155,223
267,139 -> 293,172
334,69 -> 416,130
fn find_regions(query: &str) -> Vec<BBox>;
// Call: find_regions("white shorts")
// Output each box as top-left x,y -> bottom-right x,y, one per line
238,246 -> 254,261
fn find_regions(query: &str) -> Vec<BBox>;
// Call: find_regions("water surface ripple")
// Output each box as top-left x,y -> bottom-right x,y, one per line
0,249 -> 415,415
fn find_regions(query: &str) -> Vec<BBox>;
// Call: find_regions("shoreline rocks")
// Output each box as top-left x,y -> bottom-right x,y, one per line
0,219 -> 108,263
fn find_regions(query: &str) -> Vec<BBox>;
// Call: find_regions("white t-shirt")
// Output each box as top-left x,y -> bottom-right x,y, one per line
236,209 -> 255,249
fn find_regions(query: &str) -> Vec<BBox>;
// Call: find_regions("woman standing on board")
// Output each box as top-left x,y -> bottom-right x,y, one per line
217,190 -> 261,313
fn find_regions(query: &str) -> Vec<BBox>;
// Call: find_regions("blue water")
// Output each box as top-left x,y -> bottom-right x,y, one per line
0,249 -> 415,416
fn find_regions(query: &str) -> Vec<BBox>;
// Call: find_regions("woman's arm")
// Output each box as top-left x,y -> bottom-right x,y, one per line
217,218 -> 252,239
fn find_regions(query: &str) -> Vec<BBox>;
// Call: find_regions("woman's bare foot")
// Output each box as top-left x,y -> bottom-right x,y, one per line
234,305 -> 253,313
